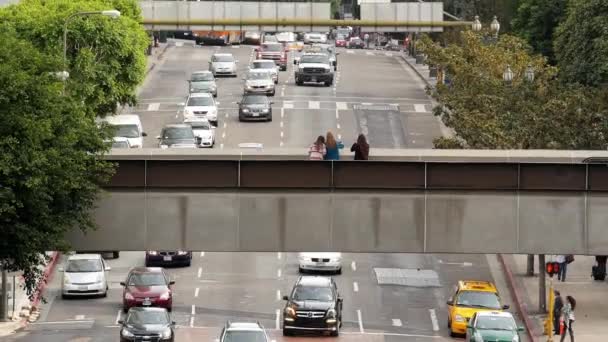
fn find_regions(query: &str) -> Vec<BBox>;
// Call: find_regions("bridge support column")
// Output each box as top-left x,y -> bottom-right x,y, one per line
527,254 -> 535,276
539,254 -> 547,313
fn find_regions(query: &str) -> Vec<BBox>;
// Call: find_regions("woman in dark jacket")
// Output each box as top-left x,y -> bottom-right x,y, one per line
351,134 -> 369,160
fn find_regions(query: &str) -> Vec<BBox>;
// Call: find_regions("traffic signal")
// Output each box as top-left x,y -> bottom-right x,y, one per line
546,262 -> 560,277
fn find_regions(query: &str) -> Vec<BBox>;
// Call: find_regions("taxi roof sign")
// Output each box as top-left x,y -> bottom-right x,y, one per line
458,280 -> 497,292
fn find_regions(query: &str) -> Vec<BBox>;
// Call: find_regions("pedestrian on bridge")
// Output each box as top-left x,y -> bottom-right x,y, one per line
560,295 -> 576,342
324,131 -> 344,160
351,134 -> 369,160
308,135 -> 326,160
553,290 -> 564,335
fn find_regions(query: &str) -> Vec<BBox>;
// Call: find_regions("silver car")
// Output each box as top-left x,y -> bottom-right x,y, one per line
243,70 -> 275,96
189,71 -> 217,97
60,254 -> 111,298
209,53 -> 238,77
251,59 -> 279,84
298,252 -> 342,274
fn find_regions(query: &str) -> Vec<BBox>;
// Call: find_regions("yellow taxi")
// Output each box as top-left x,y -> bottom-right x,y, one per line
447,280 -> 509,337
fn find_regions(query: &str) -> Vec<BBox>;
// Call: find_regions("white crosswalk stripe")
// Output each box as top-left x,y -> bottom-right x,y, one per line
147,103 -> 160,111
308,101 -> 320,109
283,101 -> 294,109
336,102 -> 348,110
414,104 -> 427,113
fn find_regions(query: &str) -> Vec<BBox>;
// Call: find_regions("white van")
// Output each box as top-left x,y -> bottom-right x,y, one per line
98,114 -> 147,148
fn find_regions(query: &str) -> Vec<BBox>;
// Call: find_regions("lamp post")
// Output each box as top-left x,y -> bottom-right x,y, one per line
490,15 -> 500,39
471,15 -> 482,32
62,10 -> 121,83
503,64 -> 514,85
525,64 -> 535,82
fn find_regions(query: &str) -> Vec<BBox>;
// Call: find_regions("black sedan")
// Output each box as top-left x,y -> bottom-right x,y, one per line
119,307 -> 175,342
145,251 -> 192,267
238,95 -> 273,122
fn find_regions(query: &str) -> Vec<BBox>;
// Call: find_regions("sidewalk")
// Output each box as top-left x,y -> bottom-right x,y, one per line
399,51 -> 438,89
505,254 -> 608,342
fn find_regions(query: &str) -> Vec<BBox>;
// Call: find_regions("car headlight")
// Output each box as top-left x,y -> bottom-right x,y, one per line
160,292 -> 171,300
161,327 -> 172,339
125,292 -> 134,300
160,144 -> 169,149
262,109 -> 269,113
332,257 -> 342,263
246,85 -> 253,89
177,251 -> 188,256
285,307 -> 296,317
148,251 -> 158,255
183,109 -> 192,116
242,109 -> 250,113
454,314 -> 466,322
326,309 -> 336,318
63,276 -> 70,285
121,329 -> 134,338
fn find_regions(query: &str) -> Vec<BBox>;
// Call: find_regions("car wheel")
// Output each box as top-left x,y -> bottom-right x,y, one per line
336,268 -> 342,275
447,319 -> 451,328
61,294 -> 68,299
296,80 -> 303,86
283,329 -> 293,337
325,81 -> 332,87
271,91 -> 275,96
112,251 -> 120,259
167,306 -> 172,313
449,330 -> 457,338
267,115 -> 272,122
123,307 -> 128,313
185,260 -> 192,267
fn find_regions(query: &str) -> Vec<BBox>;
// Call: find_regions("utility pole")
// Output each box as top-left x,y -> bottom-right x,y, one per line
0,263 -> 8,322
539,254 -> 547,313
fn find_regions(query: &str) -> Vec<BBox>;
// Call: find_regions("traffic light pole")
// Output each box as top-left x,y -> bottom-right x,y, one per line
0,263 -> 7,322
539,254 -> 547,313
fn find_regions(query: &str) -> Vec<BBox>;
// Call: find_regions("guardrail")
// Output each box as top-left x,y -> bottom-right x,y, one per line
104,149 -> 608,191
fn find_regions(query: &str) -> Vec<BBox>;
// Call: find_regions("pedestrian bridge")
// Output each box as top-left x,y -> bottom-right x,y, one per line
67,149 -> 608,254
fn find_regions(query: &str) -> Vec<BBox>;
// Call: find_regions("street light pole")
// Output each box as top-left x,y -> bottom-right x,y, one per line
0,263 -> 7,322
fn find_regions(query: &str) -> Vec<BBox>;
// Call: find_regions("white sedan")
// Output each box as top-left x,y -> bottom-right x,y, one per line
183,117 -> 215,148
298,252 -> 342,274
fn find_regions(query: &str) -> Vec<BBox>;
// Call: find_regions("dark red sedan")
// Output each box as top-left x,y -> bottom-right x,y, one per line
335,35 -> 347,48
121,267 -> 174,313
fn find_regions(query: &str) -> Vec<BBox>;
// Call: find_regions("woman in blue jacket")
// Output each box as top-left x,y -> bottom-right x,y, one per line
324,131 -> 344,160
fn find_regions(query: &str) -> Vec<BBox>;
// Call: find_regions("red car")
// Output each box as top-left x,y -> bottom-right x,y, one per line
255,42 -> 288,71
121,267 -> 174,313
335,35 -> 347,48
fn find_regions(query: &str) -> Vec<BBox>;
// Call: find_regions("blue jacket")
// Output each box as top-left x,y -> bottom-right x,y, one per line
325,142 -> 344,160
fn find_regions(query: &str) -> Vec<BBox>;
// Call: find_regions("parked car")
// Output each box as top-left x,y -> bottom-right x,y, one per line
157,124 -> 199,148
282,276 -> 343,336
238,94 -> 273,122
121,267 -> 175,312
346,37 -> 365,49
189,71 -> 217,97
298,253 -> 342,274
209,53 -> 238,77
145,251 -> 192,267
60,254 -> 110,298
183,117 -> 215,148
119,307 -> 175,342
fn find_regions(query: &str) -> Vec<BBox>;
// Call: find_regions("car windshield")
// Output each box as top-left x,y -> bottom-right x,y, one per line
223,331 -> 267,342
456,291 -> 502,309
213,55 -> 234,62
187,97 -> 214,106
128,273 -> 167,286
112,124 -> 140,138
66,259 -> 102,273
248,72 -> 271,80
476,316 -> 517,331
186,121 -> 211,130
163,127 -> 194,140
126,310 -> 169,325
292,285 -> 333,301
191,73 -> 213,81
300,55 -> 329,64
263,44 -> 282,52
252,61 -> 276,69
242,96 -> 268,105
112,141 -> 129,148
263,35 -> 278,42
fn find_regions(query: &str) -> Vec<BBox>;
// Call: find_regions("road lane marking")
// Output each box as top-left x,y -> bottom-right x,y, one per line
225,113 -> 229,118
357,309 -> 364,333
280,131 -> 284,138
190,316 -> 194,328
385,52 -> 393,57
337,134 -> 342,140
429,309 -> 439,331
353,282 -> 359,292
31,320 -> 95,325
309,101 -> 320,109
231,45 -> 239,49
277,252 -> 282,260
275,309 -> 280,330
336,102 -> 348,110
438,260 -> 473,266
115,310 -> 121,325
194,287 -> 200,298
283,101 -> 294,109
222,132 -> 226,139
280,121 -> 283,128
197,267 -> 202,278
175,41 -> 184,47
223,122 -> 227,128
351,261 -> 357,271
337,123 -> 341,129
200,252 -> 205,257
75,315 -> 85,320
147,103 -> 160,111
220,143 -> 224,149
280,108 -> 285,118
280,141 -> 284,147
335,109 -> 340,119
276,289 -> 281,301
392,319 -> 402,327
366,51 -> 373,56
191,305 -> 196,315
414,104 -> 426,112
347,50 -> 354,54
277,269 -> 282,278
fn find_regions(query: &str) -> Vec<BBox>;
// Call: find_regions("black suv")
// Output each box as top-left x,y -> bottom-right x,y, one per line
238,95 -> 273,122
282,276 -> 343,336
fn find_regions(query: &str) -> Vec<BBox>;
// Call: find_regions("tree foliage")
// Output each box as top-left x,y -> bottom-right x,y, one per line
511,0 -> 567,64
0,26 -> 114,298
419,31 -> 608,149
444,0 -> 519,32
554,0 -> 608,87
0,0 -> 149,117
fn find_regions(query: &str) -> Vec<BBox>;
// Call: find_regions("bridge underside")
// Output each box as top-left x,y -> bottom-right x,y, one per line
67,189 -> 608,254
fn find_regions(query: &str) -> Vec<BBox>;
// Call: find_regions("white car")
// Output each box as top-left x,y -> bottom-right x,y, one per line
298,252 -> 342,274
304,32 -> 327,44
251,60 -> 279,84
60,254 -> 111,298
243,70 -> 275,96
111,137 -> 132,149
183,117 -> 215,148
96,114 -> 147,148
209,53 -> 238,77
182,92 -> 219,126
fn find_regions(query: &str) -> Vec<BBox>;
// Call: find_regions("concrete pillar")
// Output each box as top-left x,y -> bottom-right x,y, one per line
539,254 -> 547,313
526,254 -> 535,276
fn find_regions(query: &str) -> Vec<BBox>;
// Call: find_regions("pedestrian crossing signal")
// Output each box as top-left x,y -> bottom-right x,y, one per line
546,262 -> 560,277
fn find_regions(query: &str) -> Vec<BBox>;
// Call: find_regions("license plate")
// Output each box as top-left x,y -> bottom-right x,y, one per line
143,299 -> 152,306
163,256 -> 172,261
252,113 -> 259,117
78,285 -> 88,290
316,262 -> 325,266
311,77 -> 317,82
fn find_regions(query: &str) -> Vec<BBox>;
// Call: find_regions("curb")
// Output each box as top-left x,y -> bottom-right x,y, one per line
400,53 -> 432,88
31,252 -> 59,309
498,254 -> 537,342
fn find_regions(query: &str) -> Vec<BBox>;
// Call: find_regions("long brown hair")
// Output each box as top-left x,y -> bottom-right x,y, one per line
314,135 -> 325,148
326,131 -> 337,149
357,134 -> 369,156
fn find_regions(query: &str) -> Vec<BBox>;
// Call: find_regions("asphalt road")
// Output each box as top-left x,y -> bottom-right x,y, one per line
131,40 -> 438,149
5,42 -> 525,342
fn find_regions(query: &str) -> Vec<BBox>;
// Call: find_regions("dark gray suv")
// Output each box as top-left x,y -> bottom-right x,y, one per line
238,95 -> 273,122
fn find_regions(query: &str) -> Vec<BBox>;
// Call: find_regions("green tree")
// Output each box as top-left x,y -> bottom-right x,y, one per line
0,0 -> 149,117
445,0 -> 519,32
419,31 -> 608,149
554,0 -> 608,87
0,27 -> 114,298
511,0 -> 567,64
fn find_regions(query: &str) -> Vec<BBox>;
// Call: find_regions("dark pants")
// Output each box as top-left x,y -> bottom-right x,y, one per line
560,320 -> 574,342
558,262 -> 568,281
553,313 -> 561,334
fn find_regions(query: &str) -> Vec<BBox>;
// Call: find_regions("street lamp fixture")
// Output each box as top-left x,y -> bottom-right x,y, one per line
490,15 -> 500,37
503,65 -> 514,84
525,64 -> 535,82
472,15 -> 482,32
